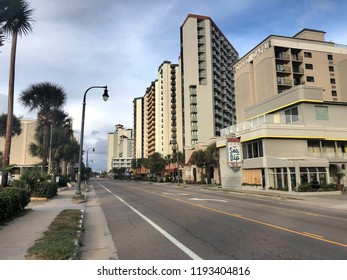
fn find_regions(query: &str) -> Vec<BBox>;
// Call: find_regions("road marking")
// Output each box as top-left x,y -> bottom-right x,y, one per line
163,192 -> 190,196
137,187 -> 347,249
302,232 -> 325,239
189,198 -> 228,203
98,183 -> 203,260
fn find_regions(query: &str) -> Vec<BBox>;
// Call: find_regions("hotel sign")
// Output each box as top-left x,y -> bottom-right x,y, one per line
227,138 -> 241,167
234,41 -> 270,72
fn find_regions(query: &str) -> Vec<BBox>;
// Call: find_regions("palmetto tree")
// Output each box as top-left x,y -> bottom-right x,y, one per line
0,113 -> 22,137
0,0 -> 34,187
19,82 -> 67,172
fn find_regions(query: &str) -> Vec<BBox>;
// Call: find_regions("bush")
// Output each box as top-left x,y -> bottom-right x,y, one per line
31,181 -> 58,198
57,175 -> 70,188
0,187 -> 31,221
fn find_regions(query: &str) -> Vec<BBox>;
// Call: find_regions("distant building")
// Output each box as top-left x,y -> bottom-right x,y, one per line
107,124 -> 134,171
133,61 -> 183,158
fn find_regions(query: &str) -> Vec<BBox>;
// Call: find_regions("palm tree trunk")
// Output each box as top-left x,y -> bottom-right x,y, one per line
1,32 -> 18,188
42,123 -> 50,172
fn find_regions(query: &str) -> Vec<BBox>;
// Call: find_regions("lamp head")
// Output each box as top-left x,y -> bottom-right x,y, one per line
102,86 -> 109,101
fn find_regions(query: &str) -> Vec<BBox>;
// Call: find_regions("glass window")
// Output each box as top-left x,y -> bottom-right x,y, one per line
332,90 -> 337,96
315,106 -> 329,120
304,52 -> 312,58
306,76 -> 314,82
330,78 -> 336,84
329,66 -> 334,72
305,64 -> 313,70
285,107 -> 299,123
327,54 -> 333,60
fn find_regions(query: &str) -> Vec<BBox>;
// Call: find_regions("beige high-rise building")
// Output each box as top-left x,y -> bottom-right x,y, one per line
180,14 -> 238,147
218,29 -> 347,190
107,124 -> 134,172
234,28 -> 347,122
134,61 -> 183,158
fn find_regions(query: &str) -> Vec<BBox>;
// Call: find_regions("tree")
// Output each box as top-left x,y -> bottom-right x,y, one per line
190,149 -> 207,184
1,0 -> 34,187
0,113 -> 22,137
19,82 -> 67,172
148,152 -> 166,180
205,143 -> 220,184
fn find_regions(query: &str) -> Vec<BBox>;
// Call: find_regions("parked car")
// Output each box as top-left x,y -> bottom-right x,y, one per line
0,171 -> 14,185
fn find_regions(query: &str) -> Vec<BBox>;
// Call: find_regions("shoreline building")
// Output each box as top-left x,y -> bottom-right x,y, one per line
218,29 -> 347,190
107,124 -> 134,172
133,61 -> 182,158
180,14 -> 238,147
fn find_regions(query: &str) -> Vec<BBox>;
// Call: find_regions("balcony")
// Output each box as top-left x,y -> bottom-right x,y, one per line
275,53 -> 290,62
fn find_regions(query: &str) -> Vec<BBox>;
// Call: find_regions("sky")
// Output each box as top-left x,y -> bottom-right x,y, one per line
1,0 -> 347,172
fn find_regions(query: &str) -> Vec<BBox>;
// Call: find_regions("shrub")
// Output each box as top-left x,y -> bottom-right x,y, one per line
57,175 -> 70,188
31,181 -> 57,198
0,187 -> 31,221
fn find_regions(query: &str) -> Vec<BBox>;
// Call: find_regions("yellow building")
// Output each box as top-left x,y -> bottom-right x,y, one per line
0,119 -> 41,178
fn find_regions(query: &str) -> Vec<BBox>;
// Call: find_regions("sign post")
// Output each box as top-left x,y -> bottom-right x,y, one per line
227,138 -> 241,168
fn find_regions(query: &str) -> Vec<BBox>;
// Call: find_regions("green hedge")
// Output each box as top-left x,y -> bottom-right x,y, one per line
0,187 -> 31,221
31,181 -> 58,198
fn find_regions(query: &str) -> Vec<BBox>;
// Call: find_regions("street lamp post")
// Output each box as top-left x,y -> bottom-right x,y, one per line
76,86 -> 109,195
170,140 -> 181,186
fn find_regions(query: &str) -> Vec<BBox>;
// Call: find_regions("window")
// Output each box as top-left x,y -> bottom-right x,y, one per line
315,106 -> 329,120
327,54 -> 333,60
285,107 -> 299,123
329,66 -> 335,72
330,78 -> 336,84
304,52 -> 312,58
332,90 -> 337,96
242,140 -> 263,159
305,63 -> 313,70
306,76 -> 314,82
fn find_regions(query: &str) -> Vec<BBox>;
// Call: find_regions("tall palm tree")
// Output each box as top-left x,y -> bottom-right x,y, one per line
19,82 -> 67,172
1,0 -> 34,187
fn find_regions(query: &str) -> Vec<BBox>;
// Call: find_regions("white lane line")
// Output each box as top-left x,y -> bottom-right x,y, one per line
98,183 -> 203,260
189,198 -> 228,203
162,192 -> 190,196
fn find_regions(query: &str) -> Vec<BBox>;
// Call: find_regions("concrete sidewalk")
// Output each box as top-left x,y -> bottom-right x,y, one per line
0,185 -> 118,260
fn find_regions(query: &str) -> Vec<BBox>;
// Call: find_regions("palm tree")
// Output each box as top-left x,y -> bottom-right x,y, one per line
1,0 -> 34,187
0,113 -> 22,137
19,82 -> 67,172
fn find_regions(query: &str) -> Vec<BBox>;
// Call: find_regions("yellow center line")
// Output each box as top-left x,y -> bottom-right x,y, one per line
135,187 -> 347,249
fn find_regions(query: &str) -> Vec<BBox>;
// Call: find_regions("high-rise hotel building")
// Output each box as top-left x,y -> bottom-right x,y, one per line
180,14 -> 238,147
133,61 -> 182,158
219,29 -> 347,190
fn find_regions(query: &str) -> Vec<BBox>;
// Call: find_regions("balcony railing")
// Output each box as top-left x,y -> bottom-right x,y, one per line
221,114 -> 305,136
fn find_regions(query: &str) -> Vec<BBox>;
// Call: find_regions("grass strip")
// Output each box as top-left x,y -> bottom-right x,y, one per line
26,209 -> 83,260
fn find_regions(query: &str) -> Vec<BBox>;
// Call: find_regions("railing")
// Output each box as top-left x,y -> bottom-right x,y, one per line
221,115 -> 305,136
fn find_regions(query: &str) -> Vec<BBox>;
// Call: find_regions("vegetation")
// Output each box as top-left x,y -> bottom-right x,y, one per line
0,187 -> 31,221
1,0 -> 35,187
296,182 -> 338,192
0,114 -> 22,137
19,82 -> 68,172
26,209 -> 83,260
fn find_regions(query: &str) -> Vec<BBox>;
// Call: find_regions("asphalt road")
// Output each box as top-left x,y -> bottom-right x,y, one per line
92,178 -> 347,260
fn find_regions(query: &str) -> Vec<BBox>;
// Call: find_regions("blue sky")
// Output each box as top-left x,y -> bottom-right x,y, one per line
1,0 -> 347,171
